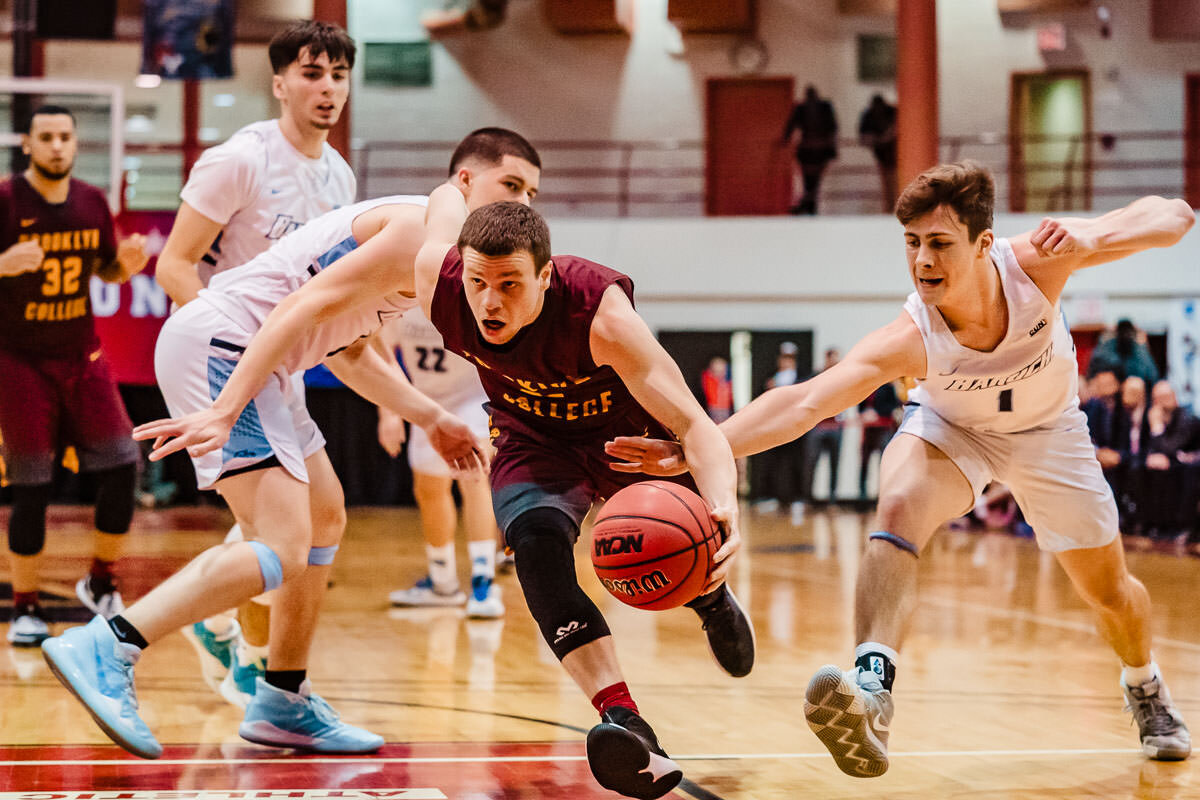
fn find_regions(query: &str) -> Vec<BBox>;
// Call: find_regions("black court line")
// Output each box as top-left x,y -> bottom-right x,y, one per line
330,695 -> 729,800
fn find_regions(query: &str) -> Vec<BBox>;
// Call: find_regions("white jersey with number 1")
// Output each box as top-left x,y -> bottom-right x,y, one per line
903,237 -> 1080,434
180,119 -> 356,286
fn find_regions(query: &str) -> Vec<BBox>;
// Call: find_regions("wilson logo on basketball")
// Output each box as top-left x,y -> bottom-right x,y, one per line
600,569 -> 672,598
594,533 -> 644,557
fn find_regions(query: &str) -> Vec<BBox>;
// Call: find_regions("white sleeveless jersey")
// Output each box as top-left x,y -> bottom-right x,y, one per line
391,308 -> 486,407
904,237 -> 1079,434
180,120 -> 356,286
199,195 -> 426,374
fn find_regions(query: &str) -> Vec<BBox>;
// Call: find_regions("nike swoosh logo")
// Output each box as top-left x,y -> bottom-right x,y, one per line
871,711 -> 889,733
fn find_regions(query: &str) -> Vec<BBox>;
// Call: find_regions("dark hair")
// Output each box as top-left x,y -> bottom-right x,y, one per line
268,19 -> 356,73
448,127 -> 541,175
23,104 -> 75,133
895,160 -> 995,242
457,202 -> 551,272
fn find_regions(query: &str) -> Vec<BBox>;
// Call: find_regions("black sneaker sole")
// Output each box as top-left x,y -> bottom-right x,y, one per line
586,723 -> 682,800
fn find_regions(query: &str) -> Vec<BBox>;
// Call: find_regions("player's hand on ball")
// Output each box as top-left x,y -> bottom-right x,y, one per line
604,436 -> 688,476
133,408 -> 236,461
428,410 -> 489,474
1030,217 -> 1098,257
0,239 -> 44,276
704,504 -> 741,594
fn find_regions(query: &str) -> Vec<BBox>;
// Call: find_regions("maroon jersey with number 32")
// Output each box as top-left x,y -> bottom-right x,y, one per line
0,175 -> 117,358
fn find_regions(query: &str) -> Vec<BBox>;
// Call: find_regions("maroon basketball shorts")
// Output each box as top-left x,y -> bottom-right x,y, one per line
488,406 -> 698,540
0,346 -> 138,485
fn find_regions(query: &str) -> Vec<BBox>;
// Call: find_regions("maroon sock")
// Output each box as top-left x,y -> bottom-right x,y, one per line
591,682 -> 639,717
90,558 -> 116,587
12,590 -> 39,611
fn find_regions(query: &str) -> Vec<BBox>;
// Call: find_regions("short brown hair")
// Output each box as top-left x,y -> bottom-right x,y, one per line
895,161 -> 994,242
449,128 -> 541,175
269,20 -> 356,73
458,202 -> 551,272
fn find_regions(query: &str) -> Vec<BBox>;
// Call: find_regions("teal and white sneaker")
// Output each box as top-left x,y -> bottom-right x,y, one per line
41,616 -> 162,759
389,576 -> 465,607
239,678 -> 384,753
219,640 -> 266,709
804,665 -> 892,778
180,619 -> 239,693
1123,674 -> 1191,761
466,575 -> 504,619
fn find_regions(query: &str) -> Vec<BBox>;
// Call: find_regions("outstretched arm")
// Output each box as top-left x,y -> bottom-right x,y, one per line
591,286 -> 740,592
133,211 -> 424,461
607,313 -> 925,473
327,333 -> 488,473
416,182 -> 469,317
1014,196 -> 1195,302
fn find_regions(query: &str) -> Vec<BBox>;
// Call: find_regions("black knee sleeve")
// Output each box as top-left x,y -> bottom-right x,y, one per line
8,483 -> 52,556
93,463 -> 137,534
508,507 -> 611,660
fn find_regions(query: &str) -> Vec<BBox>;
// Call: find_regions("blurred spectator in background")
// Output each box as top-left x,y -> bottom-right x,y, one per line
759,342 -> 810,524
701,355 -> 733,423
803,348 -> 845,505
1138,380 -> 1200,540
1083,369 -> 1121,443
858,94 -> 898,213
858,379 -> 902,502
783,85 -> 838,215
1088,318 -> 1160,386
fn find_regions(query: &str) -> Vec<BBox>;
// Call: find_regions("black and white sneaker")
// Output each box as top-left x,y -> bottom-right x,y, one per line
7,606 -> 50,647
586,706 -> 682,800
688,584 -> 755,678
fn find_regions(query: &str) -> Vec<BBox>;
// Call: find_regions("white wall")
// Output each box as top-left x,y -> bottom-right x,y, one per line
550,212 -> 1200,366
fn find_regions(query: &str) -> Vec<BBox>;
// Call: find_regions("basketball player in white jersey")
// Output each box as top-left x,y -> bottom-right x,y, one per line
380,308 -> 504,618
155,20 -> 356,706
605,162 -> 1196,774
40,129 -> 541,759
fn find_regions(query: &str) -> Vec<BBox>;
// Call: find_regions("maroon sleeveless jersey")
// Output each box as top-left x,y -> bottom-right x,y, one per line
431,250 -> 640,438
0,175 -> 116,358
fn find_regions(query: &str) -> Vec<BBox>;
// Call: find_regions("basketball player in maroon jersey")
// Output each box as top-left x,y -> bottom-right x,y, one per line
0,105 -> 148,647
415,192 -> 755,800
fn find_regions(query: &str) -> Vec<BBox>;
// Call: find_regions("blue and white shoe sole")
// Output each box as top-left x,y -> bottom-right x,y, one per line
41,638 -> 162,759
238,720 -> 383,753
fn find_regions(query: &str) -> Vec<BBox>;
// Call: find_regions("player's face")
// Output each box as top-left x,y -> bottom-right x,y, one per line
463,155 -> 541,209
274,48 -> 350,132
903,205 -> 992,306
462,247 -> 552,344
23,114 -> 76,181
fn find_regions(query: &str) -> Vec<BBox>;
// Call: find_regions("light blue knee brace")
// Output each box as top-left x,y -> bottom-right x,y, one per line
308,544 -> 339,565
248,540 -> 284,591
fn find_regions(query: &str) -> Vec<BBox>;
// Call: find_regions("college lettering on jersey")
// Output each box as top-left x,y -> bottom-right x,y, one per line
461,348 -> 618,422
942,342 -> 1054,392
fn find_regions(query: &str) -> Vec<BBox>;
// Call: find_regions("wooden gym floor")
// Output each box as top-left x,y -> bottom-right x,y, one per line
1,503 -> 1198,799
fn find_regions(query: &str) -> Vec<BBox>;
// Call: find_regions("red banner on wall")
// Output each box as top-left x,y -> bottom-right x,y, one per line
92,210 -> 176,386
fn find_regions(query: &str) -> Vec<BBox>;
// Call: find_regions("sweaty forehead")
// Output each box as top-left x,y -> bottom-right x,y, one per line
905,205 -> 967,236
30,115 -> 74,135
463,247 -> 537,276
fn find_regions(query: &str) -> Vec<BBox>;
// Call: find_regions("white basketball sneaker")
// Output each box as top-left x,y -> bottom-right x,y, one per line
804,665 -> 893,777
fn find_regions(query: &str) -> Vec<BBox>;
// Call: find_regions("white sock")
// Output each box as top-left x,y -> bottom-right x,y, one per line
855,641 -> 900,663
468,539 -> 496,580
427,543 -> 457,591
1123,659 -> 1159,687
238,640 -> 269,666
202,615 -> 237,638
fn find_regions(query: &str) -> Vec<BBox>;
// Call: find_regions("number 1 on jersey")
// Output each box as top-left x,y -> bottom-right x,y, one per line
998,388 -> 1013,412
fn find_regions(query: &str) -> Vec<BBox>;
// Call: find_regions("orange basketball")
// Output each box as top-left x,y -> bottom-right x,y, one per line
591,480 -> 722,610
